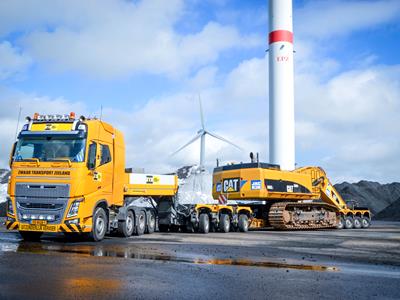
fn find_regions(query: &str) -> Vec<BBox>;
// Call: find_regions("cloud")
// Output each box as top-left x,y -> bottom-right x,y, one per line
0,41 -> 31,80
0,0 -> 260,78
296,0 -> 400,39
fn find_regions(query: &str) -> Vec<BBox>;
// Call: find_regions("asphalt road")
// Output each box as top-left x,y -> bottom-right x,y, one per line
0,221 -> 399,300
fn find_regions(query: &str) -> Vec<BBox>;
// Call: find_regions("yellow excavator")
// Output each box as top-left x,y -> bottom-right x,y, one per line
212,153 -> 371,230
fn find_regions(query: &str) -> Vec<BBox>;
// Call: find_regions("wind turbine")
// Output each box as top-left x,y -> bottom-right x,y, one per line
172,96 -> 242,172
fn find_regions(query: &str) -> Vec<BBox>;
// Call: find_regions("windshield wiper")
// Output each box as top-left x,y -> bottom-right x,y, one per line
52,159 -> 72,167
19,158 -> 40,166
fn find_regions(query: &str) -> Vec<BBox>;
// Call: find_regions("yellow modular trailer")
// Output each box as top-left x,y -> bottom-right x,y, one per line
212,158 -> 371,230
6,113 -> 178,241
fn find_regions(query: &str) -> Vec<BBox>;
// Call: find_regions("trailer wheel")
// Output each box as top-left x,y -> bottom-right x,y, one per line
118,210 -> 134,237
353,216 -> 362,229
336,216 -> 345,229
135,210 -> 146,236
238,214 -> 249,232
89,207 -> 107,241
344,216 -> 354,229
158,224 -> 169,232
361,217 -> 371,228
146,211 -> 156,234
219,214 -> 230,233
19,231 -> 43,241
199,213 -> 210,234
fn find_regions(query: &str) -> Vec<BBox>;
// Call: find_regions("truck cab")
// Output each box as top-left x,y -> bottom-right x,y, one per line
6,113 -> 126,241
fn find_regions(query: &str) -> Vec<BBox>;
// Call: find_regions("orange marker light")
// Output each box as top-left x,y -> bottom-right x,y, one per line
70,112 -> 76,119
33,113 -> 39,120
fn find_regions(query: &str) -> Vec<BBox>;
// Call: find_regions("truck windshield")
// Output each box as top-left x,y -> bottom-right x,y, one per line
14,136 -> 86,162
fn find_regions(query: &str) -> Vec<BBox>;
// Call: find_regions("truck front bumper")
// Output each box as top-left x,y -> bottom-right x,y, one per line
5,218 -> 92,234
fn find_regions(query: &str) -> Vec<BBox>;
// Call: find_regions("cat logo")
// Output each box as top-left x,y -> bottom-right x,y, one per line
146,176 -> 154,184
45,124 -> 55,130
223,178 -> 240,193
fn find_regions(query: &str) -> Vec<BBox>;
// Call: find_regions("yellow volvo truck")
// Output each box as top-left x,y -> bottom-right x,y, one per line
212,155 -> 371,230
6,112 -> 253,241
5,113 -> 178,241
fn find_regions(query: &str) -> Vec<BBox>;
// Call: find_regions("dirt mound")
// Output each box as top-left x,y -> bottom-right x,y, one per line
374,197 -> 400,221
334,181 -> 400,215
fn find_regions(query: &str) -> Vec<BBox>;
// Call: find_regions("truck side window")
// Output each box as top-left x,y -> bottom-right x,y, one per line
87,143 -> 97,170
100,144 -> 111,166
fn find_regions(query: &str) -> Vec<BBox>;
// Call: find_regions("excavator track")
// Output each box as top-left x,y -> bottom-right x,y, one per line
269,202 -> 338,230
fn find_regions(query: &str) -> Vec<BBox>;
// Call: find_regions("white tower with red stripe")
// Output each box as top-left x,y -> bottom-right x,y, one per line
268,0 -> 295,170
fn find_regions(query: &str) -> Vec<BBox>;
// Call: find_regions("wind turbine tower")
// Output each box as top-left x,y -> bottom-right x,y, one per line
269,0 -> 295,170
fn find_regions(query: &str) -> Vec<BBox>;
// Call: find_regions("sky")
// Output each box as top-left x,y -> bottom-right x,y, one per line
0,0 -> 399,183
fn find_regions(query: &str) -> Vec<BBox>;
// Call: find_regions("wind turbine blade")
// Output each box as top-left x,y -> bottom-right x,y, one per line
206,131 -> 243,151
199,94 -> 205,130
170,133 -> 202,156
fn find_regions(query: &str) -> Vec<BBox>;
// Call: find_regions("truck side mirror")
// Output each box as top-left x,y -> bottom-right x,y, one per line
9,142 -> 17,168
87,143 -> 97,170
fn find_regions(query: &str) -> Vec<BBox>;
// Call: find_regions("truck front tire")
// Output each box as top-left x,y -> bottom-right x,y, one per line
89,207 -> 107,241
118,210 -> 134,237
353,216 -> 362,229
199,213 -> 210,234
19,231 -> 43,241
219,214 -> 230,233
238,214 -> 249,232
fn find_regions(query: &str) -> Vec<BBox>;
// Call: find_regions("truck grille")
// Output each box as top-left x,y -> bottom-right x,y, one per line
15,183 -> 70,224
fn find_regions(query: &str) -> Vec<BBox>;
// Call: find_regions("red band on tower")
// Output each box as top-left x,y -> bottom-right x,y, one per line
269,30 -> 293,44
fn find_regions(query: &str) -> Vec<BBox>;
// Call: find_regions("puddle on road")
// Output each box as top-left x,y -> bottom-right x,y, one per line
7,242 -> 338,272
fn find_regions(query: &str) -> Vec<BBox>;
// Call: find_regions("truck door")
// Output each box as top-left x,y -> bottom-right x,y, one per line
96,143 -> 113,200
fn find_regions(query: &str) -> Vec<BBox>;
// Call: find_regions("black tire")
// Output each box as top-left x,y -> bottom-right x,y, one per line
353,216 -> 362,229
238,214 -> 249,232
135,210 -> 146,236
118,210 -> 134,237
361,216 -> 371,228
158,224 -> 169,232
344,216 -> 354,229
199,213 -> 210,234
336,215 -> 345,229
19,231 -> 43,241
170,225 -> 180,232
89,207 -> 108,241
219,214 -> 230,233
146,211 -> 156,234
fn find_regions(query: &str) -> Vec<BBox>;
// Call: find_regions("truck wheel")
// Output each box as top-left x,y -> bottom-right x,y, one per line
118,210 -> 134,237
219,214 -> 230,233
344,216 -> 354,229
353,216 -> 362,229
158,224 -> 169,232
146,211 -> 156,234
336,216 -> 345,229
361,217 -> 371,228
89,207 -> 107,241
19,231 -> 43,241
238,214 -> 249,232
199,213 -> 210,234
135,210 -> 146,236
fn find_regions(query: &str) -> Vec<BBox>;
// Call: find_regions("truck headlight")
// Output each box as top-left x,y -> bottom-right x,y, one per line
67,199 -> 83,218
7,197 -> 14,216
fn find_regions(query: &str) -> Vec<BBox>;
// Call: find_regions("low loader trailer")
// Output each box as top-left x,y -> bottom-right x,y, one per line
157,197 -> 252,233
5,113 -> 252,241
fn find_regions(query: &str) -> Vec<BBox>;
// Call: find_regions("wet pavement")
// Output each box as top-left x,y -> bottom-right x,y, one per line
0,221 -> 399,299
